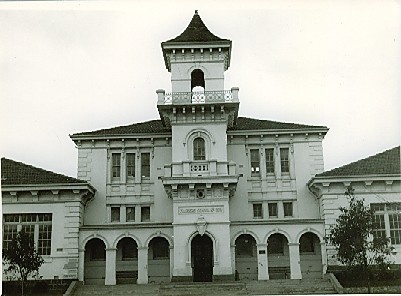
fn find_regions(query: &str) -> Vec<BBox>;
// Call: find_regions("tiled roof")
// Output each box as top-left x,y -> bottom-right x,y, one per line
230,117 -> 328,131
315,146 -> 400,178
71,119 -> 170,137
70,117 -> 327,138
164,11 -> 229,43
1,158 -> 85,186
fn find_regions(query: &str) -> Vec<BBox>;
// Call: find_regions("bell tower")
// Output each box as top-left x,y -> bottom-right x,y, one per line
157,11 -> 239,282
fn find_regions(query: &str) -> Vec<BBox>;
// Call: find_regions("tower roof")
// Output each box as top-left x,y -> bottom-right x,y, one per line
164,10 -> 230,44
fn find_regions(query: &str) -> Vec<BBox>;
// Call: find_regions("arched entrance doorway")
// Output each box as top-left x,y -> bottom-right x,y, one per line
116,237 -> 138,284
148,237 -> 170,283
235,234 -> 257,280
191,234 -> 213,282
84,238 -> 106,285
267,233 -> 290,279
299,232 -> 323,279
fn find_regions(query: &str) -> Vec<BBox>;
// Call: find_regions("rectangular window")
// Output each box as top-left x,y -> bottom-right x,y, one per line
3,224 -> 18,251
3,213 -> 52,255
250,149 -> 260,176
126,153 -> 135,178
141,153 -> 150,178
38,224 -> 52,255
253,203 -> 263,219
126,207 -> 135,222
388,204 -> 401,244
111,207 -> 120,222
265,148 -> 275,174
112,153 -> 121,179
141,206 -> 150,222
372,204 -> 386,239
268,203 -> 278,218
283,202 -> 293,217
280,148 -> 290,173
372,203 -> 401,245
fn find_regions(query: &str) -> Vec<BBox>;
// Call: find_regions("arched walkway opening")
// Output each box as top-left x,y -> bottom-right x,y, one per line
116,237 -> 138,284
299,232 -> 323,279
235,234 -> 257,280
148,237 -> 170,283
84,238 -> 106,285
267,234 -> 290,279
191,234 -> 213,282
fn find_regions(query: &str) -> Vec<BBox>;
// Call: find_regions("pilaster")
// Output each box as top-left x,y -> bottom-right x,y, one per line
257,243 -> 269,280
288,243 -> 302,279
137,246 -> 149,284
105,248 -> 117,285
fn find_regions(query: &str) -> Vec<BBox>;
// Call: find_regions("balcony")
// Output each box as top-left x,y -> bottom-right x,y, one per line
162,160 -> 237,183
157,88 -> 239,105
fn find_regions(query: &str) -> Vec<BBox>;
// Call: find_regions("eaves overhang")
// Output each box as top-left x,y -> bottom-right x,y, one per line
308,174 -> 401,187
227,127 -> 329,137
69,132 -> 172,143
161,40 -> 232,72
2,183 -> 96,195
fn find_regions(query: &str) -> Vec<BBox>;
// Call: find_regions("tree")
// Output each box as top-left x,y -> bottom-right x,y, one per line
3,230 -> 44,296
327,186 -> 394,293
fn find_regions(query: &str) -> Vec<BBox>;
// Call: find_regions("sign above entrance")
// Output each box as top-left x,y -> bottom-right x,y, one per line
178,205 -> 224,215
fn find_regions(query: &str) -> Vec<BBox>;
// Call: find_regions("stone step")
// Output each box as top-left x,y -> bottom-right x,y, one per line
73,279 -> 337,295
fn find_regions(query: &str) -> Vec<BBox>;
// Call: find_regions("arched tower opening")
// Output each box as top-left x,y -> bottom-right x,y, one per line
191,69 -> 205,92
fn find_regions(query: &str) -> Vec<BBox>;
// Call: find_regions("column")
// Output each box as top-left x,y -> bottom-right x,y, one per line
78,248 -> 85,282
320,242 -> 328,275
169,246 -> 174,280
288,243 -> 302,279
105,248 -> 117,285
257,244 -> 269,280
137,246 -> 149,284
230,244 -> 236,274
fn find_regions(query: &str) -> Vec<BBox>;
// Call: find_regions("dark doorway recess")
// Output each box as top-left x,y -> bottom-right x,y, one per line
191,234 -> 213,282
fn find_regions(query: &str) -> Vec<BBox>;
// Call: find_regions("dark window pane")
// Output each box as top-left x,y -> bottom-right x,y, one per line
283,202 -> 293,217
193,137 -> 206,161
268,203 -> 278,217
250,149 -> 260,176
126,153 -> 135,178
280,148 -> 289,173
111,207 -> 120,222
253,204 -> 263,219
141,153 -> 150,178
141,207 -> 150,222
265,148 -> 275,174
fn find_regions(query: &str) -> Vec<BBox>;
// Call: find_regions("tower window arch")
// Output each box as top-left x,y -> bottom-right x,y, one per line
193,137 -> 206,161
191,69 -> 205,92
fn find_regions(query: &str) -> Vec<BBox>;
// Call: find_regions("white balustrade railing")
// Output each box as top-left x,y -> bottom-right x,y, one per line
163,90 -> 234,105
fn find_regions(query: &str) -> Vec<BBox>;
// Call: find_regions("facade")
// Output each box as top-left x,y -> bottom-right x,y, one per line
1,158 -> 95,280
2,11 -> 400,286
308,146 -> 401,269
69,12 -> 330,285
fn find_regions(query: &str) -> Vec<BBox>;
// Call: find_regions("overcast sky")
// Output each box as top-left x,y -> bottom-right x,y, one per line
1,0 -> 400,178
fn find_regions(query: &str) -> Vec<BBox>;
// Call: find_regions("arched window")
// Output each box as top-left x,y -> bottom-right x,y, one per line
191,69 -> 205,91
193,137 -> 205,161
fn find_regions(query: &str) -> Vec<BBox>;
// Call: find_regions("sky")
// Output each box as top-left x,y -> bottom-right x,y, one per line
1,0 -> 400,178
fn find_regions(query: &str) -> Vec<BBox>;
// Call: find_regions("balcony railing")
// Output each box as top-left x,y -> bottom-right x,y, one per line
163,160 -> 237,178
157,88 -> 239,105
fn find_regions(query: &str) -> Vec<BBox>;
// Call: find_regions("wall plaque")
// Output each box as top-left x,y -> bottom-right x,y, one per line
178,205 -> 224,215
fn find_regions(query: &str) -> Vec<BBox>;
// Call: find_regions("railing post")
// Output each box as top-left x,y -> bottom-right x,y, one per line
231,87 -> 239,102
156,89 -> 165,104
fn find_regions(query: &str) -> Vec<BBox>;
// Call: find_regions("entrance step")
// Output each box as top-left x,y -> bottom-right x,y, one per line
73,284 -> 159,295
246,278 -> 337,295
73,278 -> 337,295
160,282 -> 246,296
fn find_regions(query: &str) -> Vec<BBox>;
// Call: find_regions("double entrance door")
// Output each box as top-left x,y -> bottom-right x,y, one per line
191,234 -> 213,282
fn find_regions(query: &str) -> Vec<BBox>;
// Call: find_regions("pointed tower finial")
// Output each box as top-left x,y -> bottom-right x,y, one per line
195,10 -> 198,15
